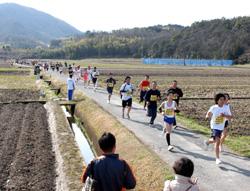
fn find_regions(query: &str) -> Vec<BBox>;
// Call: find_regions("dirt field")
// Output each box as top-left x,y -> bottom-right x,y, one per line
0,89 -> 39,102
0,98 -> 55,190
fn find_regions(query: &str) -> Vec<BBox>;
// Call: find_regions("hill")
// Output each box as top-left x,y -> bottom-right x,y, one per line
0,3 -> 82,48
21,16 -> 250,64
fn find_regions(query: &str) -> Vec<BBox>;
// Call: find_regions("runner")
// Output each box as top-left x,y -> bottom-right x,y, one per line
87,66 -> 92,88
204,93 -> 232,165
67,74 -> 76,101
91,67 -> 100,91
166,80 -> 183,128
220,93 -> 233,151
144,81 -> 161,126
138,75 -> 150,110
106,73 -> 116,103
120,76 -> 135,119
82,68 -> 88,88
159,91 -> 177,151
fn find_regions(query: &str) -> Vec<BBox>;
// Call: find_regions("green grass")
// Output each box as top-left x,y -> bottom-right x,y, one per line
0,67 -> 30,72
177,114 -> 250,157
0,75 -> 36,89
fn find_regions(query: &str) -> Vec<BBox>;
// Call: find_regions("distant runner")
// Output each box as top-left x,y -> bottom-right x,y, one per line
166,80 -> 183,128
220,93 -> 233,151
138,75 -> 150,110
106,73 -> 116,103
144,81 -> 161,126
159,91 -> 178,151
67,74 -> 76,101
204,93 -> 232,165
120,76 -> 135,119
91,67 -> 99,91
87,66 -> 92,88
82,68 -> 88,87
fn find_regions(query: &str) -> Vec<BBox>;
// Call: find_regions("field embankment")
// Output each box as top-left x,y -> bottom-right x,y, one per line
47,75 -> 173,191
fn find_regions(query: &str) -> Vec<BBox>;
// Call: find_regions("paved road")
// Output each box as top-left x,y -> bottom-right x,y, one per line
49,71 -> 250,191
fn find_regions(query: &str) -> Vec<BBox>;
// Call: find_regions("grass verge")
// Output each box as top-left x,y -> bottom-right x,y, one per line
48,75 -> 173,191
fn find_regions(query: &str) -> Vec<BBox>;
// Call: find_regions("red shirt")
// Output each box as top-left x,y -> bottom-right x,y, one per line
139,80 -> 150,90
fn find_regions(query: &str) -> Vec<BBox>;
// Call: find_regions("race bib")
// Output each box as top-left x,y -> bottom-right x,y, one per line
165,109 -> 174,116
150,95 -> 157,101
215,116 -> 224,124
126,91 -> 132,96
108,83 -> 114,87
173,94 -> 178,100
143,86 -> 149,91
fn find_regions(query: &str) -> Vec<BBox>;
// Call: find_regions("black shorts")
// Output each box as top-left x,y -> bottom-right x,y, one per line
92,78 -> 97,84
122,98 -> 132,108
211,129 -> 223,139
107,87 -> 113,95
224,120 -> 229,129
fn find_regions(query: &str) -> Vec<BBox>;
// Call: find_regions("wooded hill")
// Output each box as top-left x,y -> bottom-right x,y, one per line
28,17 -> 250,63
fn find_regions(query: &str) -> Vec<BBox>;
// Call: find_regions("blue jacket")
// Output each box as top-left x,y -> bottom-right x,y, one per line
83,154 -> 136,191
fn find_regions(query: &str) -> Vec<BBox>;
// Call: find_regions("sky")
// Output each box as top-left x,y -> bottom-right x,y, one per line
0,0 -> 249,32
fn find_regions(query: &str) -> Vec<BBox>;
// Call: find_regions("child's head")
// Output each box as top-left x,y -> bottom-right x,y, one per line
109,73 -> 113,78
98,132 -> 116,153
215,93 -> 226,106
166,90 -> 174,100
125,76 -> 131,83
173,157 -> 194,178
145,75 -> 149,80
84,68 -> 87,71
69,74 -> 73,78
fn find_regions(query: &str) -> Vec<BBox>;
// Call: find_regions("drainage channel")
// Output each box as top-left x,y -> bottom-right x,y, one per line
61,105 -> 95,164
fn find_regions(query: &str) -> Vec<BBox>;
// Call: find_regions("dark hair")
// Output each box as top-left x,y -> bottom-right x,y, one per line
69,74 -> 73,78
215,93 -> 226,104
173,157 -> 194,177
109,72 -> 113,75
145,75 -> 149,78
98,132 -> 116,153
224,93 -> 230,100
152,81 -> 157,85
173,80 -> 177,83
125,76 -> 131,81
167,90 -> 174,96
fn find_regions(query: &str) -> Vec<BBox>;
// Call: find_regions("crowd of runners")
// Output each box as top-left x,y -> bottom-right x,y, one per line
38,63 -> 233,190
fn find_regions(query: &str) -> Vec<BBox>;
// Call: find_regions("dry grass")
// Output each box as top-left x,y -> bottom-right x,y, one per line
48,75 -> 173,191
51,103 -> 83,191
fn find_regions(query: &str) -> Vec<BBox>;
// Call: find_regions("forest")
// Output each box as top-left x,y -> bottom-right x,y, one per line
18,17 -> 250,63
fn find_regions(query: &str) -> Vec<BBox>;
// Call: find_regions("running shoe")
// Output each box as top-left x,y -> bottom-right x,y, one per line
203,140 -> 209,150
216,158 -> 222,165
149,123 -> 154,127
168,145 -> 174,151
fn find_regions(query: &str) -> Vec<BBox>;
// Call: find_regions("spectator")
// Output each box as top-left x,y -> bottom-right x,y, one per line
163,157 -> 199,191
67,74 -> 75,100
81,132 -> 136,191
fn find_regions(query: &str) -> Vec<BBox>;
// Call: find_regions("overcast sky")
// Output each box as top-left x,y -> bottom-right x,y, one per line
0,0 -> 249,32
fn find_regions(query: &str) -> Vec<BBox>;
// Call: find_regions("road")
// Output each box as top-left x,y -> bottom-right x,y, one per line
49,70 -> 250,191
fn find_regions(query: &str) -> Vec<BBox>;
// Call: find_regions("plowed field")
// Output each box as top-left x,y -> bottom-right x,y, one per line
0,102 -> 55,190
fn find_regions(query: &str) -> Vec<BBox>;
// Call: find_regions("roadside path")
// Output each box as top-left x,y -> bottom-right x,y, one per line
50,71 -> 250,191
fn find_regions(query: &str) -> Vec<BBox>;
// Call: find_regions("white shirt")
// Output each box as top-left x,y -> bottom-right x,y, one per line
164,101 -> 176,118
87,69 -> 92,79
92,71 -> 99,78
223,103 -> 231,122
163,175 -> 199,191
208,104 -> 232,130
67,78 -> 75,90
120,83 -> 134,101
